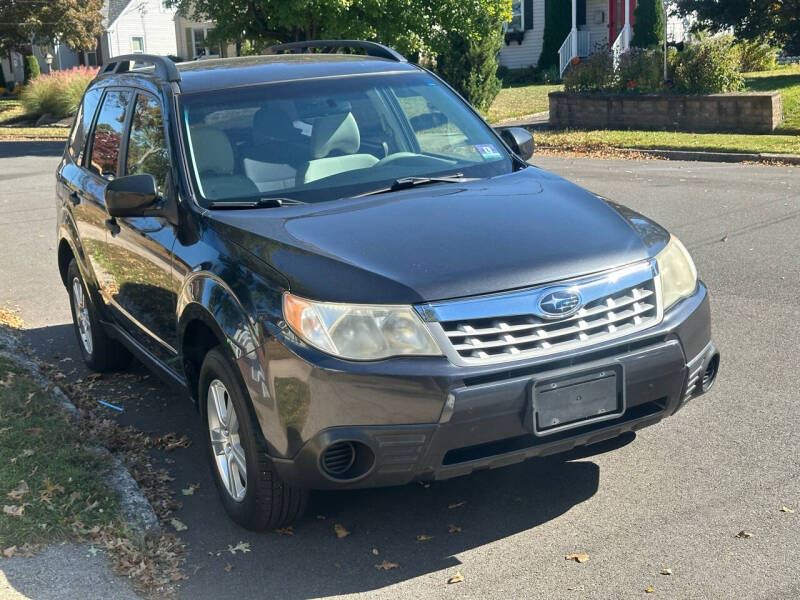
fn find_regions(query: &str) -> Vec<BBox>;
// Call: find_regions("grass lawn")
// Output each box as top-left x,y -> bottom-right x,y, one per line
0,98 -> 69,140
0,99 -> 24,125
0,355 -> 118,549
489,65 -> 800,155
486,83 -> 562,123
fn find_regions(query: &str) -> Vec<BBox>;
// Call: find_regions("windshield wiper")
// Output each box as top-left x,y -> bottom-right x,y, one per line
355,173 -> 467,198
206,197 -> 305,210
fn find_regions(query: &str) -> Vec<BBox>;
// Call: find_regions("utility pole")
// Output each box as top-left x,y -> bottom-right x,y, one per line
663,0 -> 668,81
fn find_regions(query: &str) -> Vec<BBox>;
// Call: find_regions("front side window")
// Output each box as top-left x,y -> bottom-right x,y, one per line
68,87 -> 102,163
126,93 -> 170,192
180,72 -> 513,206
89,90 -> 132,179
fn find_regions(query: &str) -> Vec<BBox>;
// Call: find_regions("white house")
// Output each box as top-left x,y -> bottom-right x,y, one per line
499,0 -> 693,74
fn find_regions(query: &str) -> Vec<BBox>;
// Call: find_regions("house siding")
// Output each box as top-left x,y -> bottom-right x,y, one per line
580,0 -> 609,51
107,0 -> 178,57
498,0 -> 546,69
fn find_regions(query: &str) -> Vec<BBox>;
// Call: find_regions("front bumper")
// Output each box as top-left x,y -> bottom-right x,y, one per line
243,283 -> 717,490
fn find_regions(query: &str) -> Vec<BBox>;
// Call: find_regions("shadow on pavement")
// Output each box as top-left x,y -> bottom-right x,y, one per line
0,140 -> 64,158
17,323 -> 617,599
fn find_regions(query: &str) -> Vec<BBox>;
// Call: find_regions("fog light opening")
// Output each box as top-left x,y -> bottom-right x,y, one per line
320,441 -> 375,481
700,353 -> 720,393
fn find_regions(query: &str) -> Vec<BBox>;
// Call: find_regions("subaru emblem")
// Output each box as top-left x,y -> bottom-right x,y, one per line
538,289 -> 582,318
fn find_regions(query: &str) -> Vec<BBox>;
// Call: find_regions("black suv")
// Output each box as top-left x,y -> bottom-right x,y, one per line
57,41 -> 719,529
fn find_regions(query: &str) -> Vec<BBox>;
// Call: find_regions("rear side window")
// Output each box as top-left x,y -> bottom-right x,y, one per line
68,88 -> 102,164
126,93 -> 170,192
89,90 -> 132,179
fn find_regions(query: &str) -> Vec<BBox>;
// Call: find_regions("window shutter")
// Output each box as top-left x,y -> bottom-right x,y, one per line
185,28 -> 193,59
524,0 -> 534,30
577,0 -> 587,27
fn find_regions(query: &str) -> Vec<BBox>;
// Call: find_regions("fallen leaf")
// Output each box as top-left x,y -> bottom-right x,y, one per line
416,534 -> 433,541
227,541 -> 251,555
224,562 -> 233,573
334,523 -> 351,538
645,587 -> 655,593
3,505 -> 24,517
87,546 -> 99,556
274,526 -> 294,536
375,560 -> 399,571
780,506 -> 795,514
720,234 -> 728,242
3,546 -> 17,558
170,518 -> 188,532
7,481 -> 29,500
660,568 -> 672,576
448,501 -> 466,509
372,548 -> 379,555
565,553 -> 589,563
181,486 -> 196,496
448,524 -> 462,534
86,373 -> 103,382
21,449 -> 34,458
447,572 -> 465,584
735,530 -> 754,538
24,427 -> 43,437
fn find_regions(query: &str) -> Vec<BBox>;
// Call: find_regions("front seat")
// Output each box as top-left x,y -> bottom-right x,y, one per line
300,112 -> 379,184
243,106 -> 306,192
189,126 -> 259,200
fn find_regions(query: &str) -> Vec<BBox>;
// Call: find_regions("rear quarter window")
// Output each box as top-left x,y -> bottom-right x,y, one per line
68,88 -> 102,164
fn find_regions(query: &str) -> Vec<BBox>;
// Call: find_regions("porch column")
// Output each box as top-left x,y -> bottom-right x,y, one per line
624,0 -> 631,45
571,0 -> 578,56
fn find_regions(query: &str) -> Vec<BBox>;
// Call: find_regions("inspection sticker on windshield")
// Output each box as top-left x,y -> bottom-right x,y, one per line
475,144 -> 502,160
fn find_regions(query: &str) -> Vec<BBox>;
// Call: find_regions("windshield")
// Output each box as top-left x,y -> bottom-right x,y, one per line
179,72 -> 514,206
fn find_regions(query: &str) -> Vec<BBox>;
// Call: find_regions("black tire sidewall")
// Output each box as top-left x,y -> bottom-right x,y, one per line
199,347 -> 267,528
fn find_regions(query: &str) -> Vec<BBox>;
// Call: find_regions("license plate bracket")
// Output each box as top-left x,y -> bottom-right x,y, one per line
532,365 -> 625,436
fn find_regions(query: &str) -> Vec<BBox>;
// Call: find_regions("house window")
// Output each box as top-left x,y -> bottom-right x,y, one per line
508,1 -> 523,31
131,37 -> 145,53
191,28 -> 220,59
83,51 -> 98,67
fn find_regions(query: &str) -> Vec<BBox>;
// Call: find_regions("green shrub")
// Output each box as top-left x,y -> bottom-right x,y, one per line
673,38 -> 744,93
0,62 -> 7,91
23,55 -> 40,82
631,0 -> 665,50
616,48 -> 664,92
735,39 -> 779,73
563,51 -> 615,92
538,0 -> 571,71
498,65 -> 541,86
20,66 -> 99,118
435,12 -> 504,111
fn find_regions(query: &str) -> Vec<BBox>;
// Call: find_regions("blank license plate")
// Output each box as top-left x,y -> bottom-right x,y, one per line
533,370 -> 622,435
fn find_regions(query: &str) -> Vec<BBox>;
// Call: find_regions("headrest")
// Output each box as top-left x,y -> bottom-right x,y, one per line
311,112 -> 360,159
253,105 -> 299,143
190,127 -> 234,175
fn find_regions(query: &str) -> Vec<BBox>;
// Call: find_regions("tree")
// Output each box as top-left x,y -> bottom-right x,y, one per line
23,54 -> 39,81
168,0 -> 511,108
0,0 -> 103,55
538,0 -> 571,70
675,0 -> 800,55
631,0 -> 665,49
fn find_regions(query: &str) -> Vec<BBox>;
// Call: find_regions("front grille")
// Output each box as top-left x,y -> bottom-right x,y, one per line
427,265 -> 661,365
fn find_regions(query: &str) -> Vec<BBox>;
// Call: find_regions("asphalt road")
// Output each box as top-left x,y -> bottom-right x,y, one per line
1,142 -> 798,600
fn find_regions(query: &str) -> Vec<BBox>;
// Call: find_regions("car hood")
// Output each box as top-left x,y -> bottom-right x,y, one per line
208,167 -> 669,304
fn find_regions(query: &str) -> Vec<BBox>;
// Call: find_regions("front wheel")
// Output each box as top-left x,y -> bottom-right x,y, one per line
199,347 -> 308,530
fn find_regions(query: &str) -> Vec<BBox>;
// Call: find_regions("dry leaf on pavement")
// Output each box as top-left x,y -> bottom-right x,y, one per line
447,572 -> 465,584
416,534 -> 433,541
224,562 -> 233,573
274,526 -> 294,536
170,518 -> 188,531
227,541 -> 251,555
372,548 -> 379,555
735,530 -> 754,538
660,568 -> 672,576
3,546 -> 17,558
780,506 -> 794,513
7,481 -> 29,500
334,523 -> 351,538
375,560 -> 399,571
565,553 -> 589,563
448,501 -> 466,509
448,524 -> 462,533
645,587 -> 655,593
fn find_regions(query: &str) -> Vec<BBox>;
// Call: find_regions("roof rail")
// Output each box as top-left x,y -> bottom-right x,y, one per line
267,40 -> 407,63
101,54 -> 181,82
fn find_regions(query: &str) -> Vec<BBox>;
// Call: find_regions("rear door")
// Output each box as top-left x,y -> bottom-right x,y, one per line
101,91 -> 179,364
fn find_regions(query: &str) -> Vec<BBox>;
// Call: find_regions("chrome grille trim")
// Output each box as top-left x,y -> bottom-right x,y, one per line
418,260 -> 663,366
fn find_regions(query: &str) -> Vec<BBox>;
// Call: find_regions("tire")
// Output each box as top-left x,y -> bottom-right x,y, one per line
66,259 -> 131,372
199,347 -> 308,530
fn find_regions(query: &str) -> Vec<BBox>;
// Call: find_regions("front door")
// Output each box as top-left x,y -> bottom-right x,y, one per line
608,0 -> 637,46
102,91 -> 179,365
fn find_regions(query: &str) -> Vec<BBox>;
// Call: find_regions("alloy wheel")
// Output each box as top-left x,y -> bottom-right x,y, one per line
207,379 -> 247,501
72,277 -> 93,355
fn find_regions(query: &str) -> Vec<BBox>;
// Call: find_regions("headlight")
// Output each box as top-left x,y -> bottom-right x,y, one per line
283,293 -> 442,360
656,235 -> 697,310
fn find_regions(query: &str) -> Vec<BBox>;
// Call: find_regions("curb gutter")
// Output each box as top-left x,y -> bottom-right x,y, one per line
530,144 -> 800,165
0,329 -> 160,536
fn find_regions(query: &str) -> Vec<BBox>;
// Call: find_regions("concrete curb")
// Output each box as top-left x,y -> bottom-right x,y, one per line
533,144 -> 800,165
0,329 -> 160,536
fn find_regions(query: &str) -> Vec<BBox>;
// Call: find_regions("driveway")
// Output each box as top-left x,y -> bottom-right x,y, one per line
1,142 -> 798,599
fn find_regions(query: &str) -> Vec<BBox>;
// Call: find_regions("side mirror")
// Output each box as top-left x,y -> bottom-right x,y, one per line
499,127 -> 534,161
105,174 -> 159,218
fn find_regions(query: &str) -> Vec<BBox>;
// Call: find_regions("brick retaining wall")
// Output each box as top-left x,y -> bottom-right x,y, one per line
549,92 -> 782,133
